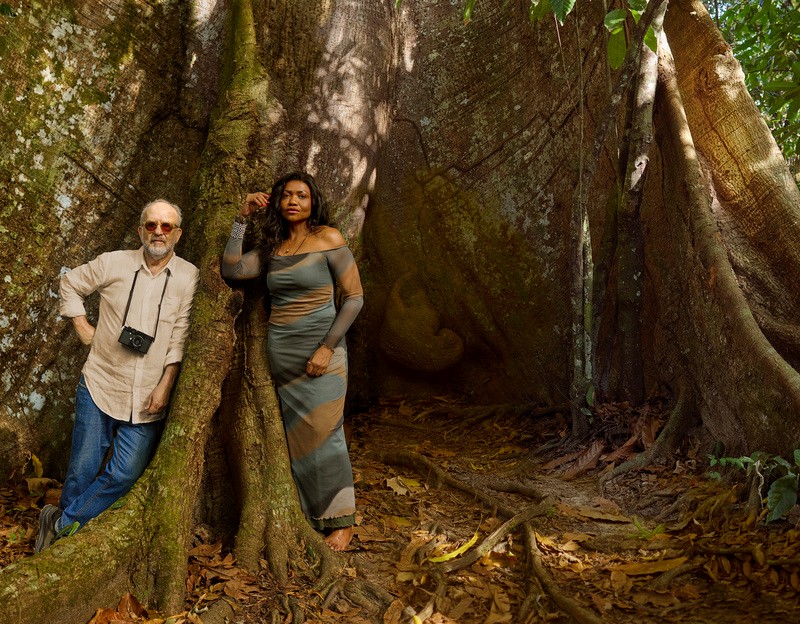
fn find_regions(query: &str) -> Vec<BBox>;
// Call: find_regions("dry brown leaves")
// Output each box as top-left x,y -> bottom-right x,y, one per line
541,399 -> 668,480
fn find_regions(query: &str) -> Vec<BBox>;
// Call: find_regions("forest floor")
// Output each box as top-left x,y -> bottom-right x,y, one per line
3,396 -> 800,623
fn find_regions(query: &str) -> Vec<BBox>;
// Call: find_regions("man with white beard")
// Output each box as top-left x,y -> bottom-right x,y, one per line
35,199 -> 199,552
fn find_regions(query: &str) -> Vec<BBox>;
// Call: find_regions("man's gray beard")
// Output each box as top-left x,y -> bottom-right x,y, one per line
144,242 -> 173,259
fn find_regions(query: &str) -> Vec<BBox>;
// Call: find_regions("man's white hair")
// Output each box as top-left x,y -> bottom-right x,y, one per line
140,199 -> 182,226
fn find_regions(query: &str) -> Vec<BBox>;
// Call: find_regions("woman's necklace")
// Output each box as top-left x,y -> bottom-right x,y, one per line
280,231 -> 311,256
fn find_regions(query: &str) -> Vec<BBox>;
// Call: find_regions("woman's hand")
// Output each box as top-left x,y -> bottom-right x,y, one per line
306,344 -> 334,377
238,192 -> 270,218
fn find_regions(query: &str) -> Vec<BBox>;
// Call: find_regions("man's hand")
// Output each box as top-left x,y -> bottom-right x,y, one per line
72,316 -> 95,345
145,363 -> 181,414
145,383 -> 171,414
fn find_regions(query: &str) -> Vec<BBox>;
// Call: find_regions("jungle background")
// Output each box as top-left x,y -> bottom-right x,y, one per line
2,0 -> 800,622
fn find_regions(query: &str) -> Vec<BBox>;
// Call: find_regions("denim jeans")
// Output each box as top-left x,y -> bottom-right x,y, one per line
57,375 -> 163,532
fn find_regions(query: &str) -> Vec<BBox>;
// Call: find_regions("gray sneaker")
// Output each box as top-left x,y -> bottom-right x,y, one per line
34,504 -> 62,554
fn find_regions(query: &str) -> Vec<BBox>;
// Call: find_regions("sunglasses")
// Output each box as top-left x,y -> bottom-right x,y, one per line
143,221 -> 177,234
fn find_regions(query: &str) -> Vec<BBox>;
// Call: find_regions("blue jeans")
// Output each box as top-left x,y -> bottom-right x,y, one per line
57,376 -> 163,532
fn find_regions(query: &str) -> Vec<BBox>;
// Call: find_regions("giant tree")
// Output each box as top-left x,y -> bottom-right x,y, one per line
1,0 -> 799,622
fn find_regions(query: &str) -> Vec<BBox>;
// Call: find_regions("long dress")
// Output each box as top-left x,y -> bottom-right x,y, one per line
266,245 -> 364,529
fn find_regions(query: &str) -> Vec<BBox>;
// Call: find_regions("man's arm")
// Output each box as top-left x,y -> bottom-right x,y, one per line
60,253 -> 109,331
146,362 -> 181,414
71,316 -> 96,345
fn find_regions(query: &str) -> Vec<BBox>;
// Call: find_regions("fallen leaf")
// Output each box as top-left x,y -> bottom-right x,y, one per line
429,529 -> 479,562
383,599 -> 405,624
386,477 -> 408,496
610,569 -> 631,593
447,597 -> 474,620
541,449 -> 585,470
562,440 -> 606,480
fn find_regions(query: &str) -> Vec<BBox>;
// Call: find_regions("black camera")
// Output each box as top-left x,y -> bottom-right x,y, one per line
118,326 -> 155,354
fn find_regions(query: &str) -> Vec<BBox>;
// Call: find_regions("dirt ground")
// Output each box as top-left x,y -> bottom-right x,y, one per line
3,396 -> 800,623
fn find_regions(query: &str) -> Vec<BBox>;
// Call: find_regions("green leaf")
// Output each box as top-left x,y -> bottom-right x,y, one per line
0,4 -> 15,17
766,473 -> 798,522
463,0 -> 476,24
395,0 -> 402,8
763,80 -> 797,90
604,9 -> 627,32
629,9 -> 641,24
773,456 -> 792,470
794,449 -> 800,468
607,28 -> 626,70
585,385 -> 595,407
529,0 -> 552,23
644,26 -> 658,53
550,0 -> 576,24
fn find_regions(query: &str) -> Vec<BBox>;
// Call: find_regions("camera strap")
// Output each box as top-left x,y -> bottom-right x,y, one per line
121,269 -> 171,339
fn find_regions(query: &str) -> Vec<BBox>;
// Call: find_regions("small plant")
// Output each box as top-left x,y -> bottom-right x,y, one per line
628,516 -> 666,540
708,449 -> 800,523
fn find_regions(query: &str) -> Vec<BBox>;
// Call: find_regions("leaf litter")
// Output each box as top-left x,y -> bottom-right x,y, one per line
4,395 -> 800,622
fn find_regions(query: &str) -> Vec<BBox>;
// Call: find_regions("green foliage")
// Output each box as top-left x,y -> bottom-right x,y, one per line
628,516 -> 667,539
529,0 -> 553,23
550,0 -> 576,24
708,449 -> 800,523
603,6 -> 658,70
0,4 -> 16,17
712,0 -> 800,166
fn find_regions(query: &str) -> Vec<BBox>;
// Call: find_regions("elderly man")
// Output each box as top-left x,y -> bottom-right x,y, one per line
35,199 -> 199,553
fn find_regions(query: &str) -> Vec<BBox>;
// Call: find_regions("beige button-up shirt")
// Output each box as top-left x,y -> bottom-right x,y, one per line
60,248 -> 199,424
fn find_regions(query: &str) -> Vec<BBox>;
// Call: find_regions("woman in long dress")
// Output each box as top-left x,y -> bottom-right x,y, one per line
221,172 -> 363,551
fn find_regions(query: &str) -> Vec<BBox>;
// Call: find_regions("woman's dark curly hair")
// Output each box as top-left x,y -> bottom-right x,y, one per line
262,171 -> 332,256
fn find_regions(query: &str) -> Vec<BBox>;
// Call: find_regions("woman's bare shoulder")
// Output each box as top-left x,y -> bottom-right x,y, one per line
314,226 -> 347,248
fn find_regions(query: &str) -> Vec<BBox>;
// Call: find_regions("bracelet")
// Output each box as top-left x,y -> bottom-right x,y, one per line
231,220 -> 246,240
318,341 -> 335,353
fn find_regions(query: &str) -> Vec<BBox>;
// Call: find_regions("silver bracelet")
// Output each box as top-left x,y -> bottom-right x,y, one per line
231,220 -> 246,240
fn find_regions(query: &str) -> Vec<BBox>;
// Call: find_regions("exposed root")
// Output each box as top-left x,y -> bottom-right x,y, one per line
341,578 -> 395,613
372,449 -> 539,517
651,562 -> 699,590
439,497 -> 554,573
524,524 -> 606,624
600,385 -> 695,485
320,578 -> 347,610
480,476 -> 548,500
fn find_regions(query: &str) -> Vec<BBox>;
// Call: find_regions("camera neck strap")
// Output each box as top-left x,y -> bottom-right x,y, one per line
121,268 -> 171,339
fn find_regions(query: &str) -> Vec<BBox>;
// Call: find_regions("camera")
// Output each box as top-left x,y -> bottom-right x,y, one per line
118,326 -> 155,354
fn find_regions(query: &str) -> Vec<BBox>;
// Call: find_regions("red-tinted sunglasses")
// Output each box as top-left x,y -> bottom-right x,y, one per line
143,221 -> 177,234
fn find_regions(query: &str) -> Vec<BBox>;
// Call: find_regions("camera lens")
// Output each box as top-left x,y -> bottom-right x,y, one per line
131,335 -> 143,348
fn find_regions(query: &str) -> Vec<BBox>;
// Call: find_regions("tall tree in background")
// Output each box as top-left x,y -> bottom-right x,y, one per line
1,0 -> 799,621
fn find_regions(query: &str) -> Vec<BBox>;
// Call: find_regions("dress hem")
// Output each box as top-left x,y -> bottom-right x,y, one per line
307,513 -> 355,530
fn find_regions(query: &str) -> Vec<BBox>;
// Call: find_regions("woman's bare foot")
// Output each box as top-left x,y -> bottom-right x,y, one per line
324,526 -> 354,551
